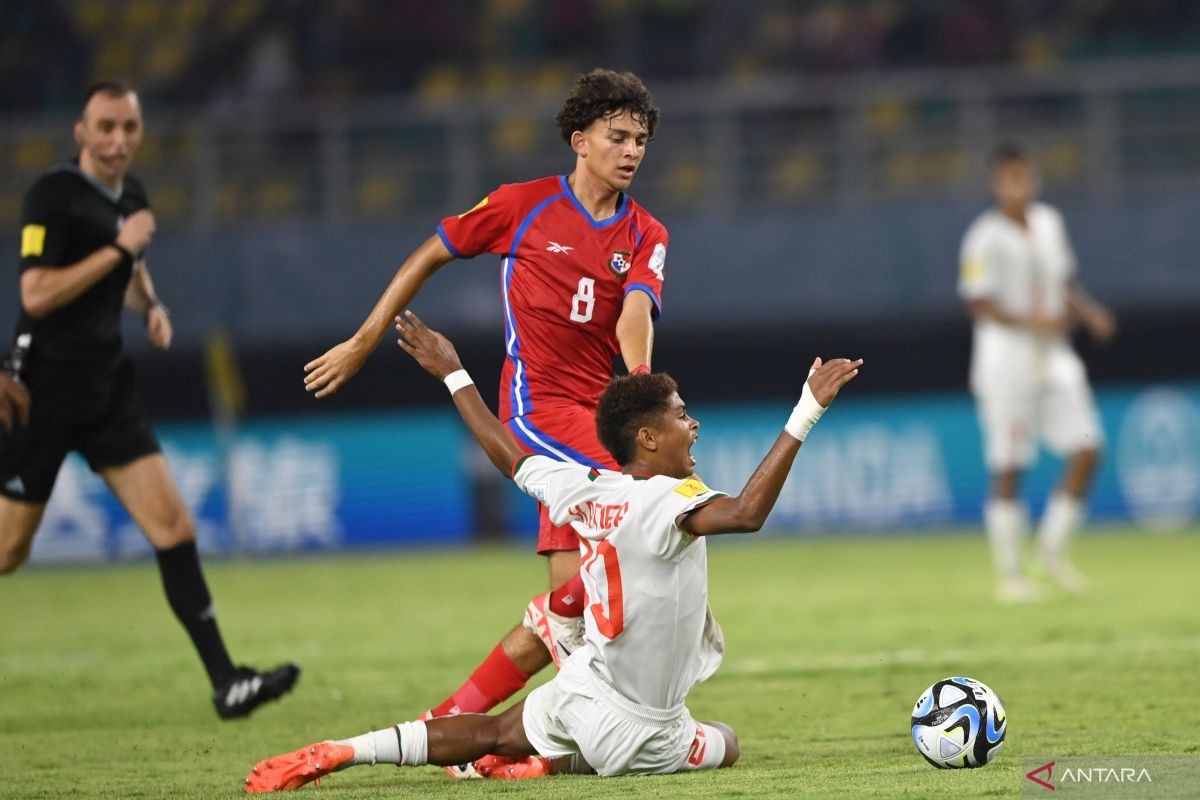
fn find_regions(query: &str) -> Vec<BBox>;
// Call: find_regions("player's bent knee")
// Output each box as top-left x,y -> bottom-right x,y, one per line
493,701 -> 536,757
709,721 -> 740,767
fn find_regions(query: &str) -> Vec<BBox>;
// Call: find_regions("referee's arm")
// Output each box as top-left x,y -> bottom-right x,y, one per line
21,208 -> 155,318
125,257 -> 173,350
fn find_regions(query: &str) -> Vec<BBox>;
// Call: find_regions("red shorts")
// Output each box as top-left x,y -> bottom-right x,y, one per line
505,405 -> 618,554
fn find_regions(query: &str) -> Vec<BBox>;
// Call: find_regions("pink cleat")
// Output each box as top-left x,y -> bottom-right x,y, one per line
244,741 -> 354,792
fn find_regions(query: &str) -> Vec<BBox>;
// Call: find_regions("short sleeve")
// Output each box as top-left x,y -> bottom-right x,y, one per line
669,477 -> 729,537
512,454 -> 599,526
624,219 -> 667,318
437,185 -> 521,259
957,221 -> 995,301
19,178 -> 69,271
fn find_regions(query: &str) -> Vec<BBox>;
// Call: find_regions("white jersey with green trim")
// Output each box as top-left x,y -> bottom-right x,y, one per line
957,201 -> 1080,393
514,454 -> 728,711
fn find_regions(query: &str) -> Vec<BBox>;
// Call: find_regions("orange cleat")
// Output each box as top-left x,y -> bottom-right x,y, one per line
475,754 -> 551,779
244,741 -> 354,793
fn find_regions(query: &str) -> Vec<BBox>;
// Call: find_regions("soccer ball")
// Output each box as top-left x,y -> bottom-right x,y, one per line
910,676 -> 1006,768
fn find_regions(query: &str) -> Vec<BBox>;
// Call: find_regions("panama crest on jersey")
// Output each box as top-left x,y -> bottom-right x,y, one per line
609,250 -> 633,277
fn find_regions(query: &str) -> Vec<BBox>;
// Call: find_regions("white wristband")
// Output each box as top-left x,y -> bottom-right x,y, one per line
785,372 -> 826,442
443,369 -> 474,395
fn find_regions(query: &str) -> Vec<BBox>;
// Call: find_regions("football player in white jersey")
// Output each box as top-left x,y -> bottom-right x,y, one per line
243,311 -> 861,790
958,143 -> 1115,602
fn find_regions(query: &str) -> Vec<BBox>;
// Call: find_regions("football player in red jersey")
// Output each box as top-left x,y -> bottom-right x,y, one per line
304,70 -> 668,762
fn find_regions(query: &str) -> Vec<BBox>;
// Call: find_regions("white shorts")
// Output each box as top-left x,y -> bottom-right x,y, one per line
522,652 -> 726,776
972,343 -> 1104,471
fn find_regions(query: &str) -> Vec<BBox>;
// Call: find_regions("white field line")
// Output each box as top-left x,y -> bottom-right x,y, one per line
0,640 -> 323,675
6,636 -> 1199,678
722,636 -> 1200,676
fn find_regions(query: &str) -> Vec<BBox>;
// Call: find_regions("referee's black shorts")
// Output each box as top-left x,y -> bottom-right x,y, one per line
0,358 -> 161,503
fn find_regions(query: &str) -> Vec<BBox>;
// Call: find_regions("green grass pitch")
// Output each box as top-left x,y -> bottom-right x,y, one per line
3,527 -> 1199,798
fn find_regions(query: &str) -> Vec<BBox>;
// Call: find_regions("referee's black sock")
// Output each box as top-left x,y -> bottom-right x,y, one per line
155,540 -> 237,688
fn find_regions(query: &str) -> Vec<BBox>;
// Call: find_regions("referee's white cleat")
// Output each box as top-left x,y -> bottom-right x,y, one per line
523,593 -> 585,669
215,663 -> 301,719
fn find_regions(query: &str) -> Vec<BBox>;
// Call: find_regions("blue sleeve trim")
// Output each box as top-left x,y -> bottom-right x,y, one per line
436,224 -> 464,260
624,282 -> 662,319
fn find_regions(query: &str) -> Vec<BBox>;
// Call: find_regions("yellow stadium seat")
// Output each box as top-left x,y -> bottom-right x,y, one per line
124,0 -> 165,33
774,153 -> 821,196
0,196 -> 20,228
358,175 -> 404,215
75,1 -> 111,35
491,117 -> 537,155
217,184 -> 241,220
150,185 -> 190,221
257,179 -> 299,217
16,138 -> 55,173
148,37 -> 189,80
667,160 -> 705,198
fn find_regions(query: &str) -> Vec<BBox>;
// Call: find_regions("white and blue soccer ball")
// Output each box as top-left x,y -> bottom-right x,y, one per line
910,676 -> 1006,769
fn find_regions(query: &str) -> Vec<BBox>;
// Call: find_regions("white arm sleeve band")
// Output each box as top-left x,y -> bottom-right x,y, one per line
784,369 -> 826,443
443,369 -> 474,395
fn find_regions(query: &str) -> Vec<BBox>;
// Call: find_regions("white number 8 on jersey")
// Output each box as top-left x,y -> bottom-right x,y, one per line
570,277 -> 595,323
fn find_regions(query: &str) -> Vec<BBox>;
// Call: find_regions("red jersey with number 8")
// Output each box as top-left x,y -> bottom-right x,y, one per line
437,175 -> 667,423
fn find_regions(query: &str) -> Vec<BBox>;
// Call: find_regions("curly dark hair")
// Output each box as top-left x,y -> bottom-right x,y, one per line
596,372 -> 678,466
556,69 -> 659,145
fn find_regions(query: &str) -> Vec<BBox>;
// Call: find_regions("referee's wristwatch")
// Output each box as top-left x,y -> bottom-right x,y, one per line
110,241 -> 136,266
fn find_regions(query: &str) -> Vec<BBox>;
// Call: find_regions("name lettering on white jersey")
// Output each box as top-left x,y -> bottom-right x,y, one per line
546,241 -> 574,253
569,500 -> 629,530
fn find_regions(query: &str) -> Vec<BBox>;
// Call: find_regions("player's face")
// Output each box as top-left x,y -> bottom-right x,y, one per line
991,158 -> 1037,212
76,92 -> 144,187
655,392 -> 701,478
575,109 -> 649,191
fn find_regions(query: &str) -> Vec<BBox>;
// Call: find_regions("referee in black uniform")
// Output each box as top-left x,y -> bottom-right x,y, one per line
0,80 -> 299,719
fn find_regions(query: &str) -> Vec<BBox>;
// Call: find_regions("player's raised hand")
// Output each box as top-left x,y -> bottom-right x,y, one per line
0,373 -> 31,432
806,357 -> 863,408
395,310 -> 463,380
303,339 -> 371,398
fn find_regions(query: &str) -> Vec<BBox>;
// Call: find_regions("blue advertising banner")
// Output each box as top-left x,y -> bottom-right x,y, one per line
694,384 -> 1200,534
26,384 -> 1200,564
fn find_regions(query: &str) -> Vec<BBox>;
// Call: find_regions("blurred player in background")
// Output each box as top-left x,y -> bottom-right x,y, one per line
0,81 -> 299,718
958,143 -> 1116,602
304,70 -> 667,746
242,312 -> 861,789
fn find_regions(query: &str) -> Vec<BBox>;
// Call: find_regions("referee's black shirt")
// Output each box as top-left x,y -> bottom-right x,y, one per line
14,159 -> 150,374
